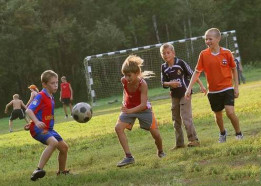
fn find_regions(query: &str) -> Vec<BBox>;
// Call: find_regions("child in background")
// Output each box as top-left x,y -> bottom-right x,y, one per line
115,55 -> 165,167
60,76 -> 73,119
26,70 -> 69,181
160,43 -> 206,149
5,94 -> 29,132
185,28 -> 243,143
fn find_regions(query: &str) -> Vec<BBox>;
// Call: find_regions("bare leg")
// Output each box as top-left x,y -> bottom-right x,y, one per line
63,104 -> 68,116
56,141 -> 69,171
9,120 -> 13,132
38,137 -> 58,169
150,128 -> 163,152
214,111 -> 225,133
69,103 -> 73,115
115,121 -> 131,155
225,105 -> 241,133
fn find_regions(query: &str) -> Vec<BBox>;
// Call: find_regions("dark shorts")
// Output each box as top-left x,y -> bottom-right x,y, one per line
10,109 -> 25,120
62,98 -> 71,105
33,129 -> 63,145
207,89 -> 234,112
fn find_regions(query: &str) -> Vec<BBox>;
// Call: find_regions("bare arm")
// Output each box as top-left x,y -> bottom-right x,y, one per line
163,81 -> 181,88
21,100 -> 27,110
5,101 -> 13,113
185,71 -> 201,99
26,92 -> 34,107
196,78 -> 207,95
69,84 -> 73,100
232,67 -> 239,98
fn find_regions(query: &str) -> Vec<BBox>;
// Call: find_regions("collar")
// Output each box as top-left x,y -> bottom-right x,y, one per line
42,88 -> 53,99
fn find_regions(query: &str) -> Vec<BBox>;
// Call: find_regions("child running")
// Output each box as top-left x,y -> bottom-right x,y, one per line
26,70 -> 69,181
115,55 -> 165,167
5,94 -> 29,132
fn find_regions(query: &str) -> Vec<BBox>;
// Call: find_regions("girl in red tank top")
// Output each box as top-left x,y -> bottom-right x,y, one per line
115,55 -> 165,167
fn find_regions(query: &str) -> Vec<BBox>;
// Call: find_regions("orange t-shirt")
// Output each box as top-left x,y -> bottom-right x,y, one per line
196,47 -> 236,92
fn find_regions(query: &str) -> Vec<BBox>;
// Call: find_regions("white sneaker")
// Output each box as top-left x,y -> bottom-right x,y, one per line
235,134 -> 243,140
219,130 -> 227,143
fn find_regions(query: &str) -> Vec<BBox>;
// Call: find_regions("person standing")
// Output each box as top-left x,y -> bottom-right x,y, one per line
60,76 -> 73,118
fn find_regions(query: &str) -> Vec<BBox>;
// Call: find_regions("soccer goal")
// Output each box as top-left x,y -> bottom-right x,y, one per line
84,30 -> 240,106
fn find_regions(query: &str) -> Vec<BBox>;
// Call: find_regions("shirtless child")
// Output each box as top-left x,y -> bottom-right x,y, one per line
5,94 -> 29,132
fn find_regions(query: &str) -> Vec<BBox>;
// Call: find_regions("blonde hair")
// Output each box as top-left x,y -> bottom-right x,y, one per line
160,43 -> 175,53
121,55 -> 154,79
41,70 -> 58,84
13,94 -> 19,99
205,28 -> 221,38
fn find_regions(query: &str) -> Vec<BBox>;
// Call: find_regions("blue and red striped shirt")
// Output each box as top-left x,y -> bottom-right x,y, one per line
28,88 -> 55,137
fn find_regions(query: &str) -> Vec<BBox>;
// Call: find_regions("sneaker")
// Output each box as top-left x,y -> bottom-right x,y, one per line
9,130 -> 13,133
219,130 -> 227,143
57,169 -> 71,176
117,157 -> 135,167
187,140 -> 200,147
235,134 -> 243,140
158,151 -> 166,158
31,169 -> 46,181
170,145 -> 186,151
64,115 -> 68,119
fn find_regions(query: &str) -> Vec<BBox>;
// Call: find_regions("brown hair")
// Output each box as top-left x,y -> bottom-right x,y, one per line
41,70 -> 58,84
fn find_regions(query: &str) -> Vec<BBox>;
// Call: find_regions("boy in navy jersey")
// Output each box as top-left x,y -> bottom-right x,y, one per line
26,70 -> 69,181
160,43 -> 206,149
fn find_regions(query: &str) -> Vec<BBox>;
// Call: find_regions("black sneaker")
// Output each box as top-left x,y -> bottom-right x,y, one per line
31,169 -> 46,181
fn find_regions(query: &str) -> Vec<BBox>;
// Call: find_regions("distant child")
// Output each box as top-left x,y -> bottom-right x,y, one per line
233,52 -> 246,85
160,43 -> 206,150
185,28 -> 243,143
115,55 -> 165,167
24,84 -> 39,130
26,84 -> 39,107
26,70 -> 69,181
5,94 -> 29,132
59,76 -> 73,118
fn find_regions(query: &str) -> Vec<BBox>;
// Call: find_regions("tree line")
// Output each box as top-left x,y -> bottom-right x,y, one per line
0,0 -> 260,117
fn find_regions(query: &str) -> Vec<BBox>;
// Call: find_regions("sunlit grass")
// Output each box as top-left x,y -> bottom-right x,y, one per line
0,67 -> 261,185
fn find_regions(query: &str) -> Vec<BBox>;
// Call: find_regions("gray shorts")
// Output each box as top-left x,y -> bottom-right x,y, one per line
118,109 -> 158,130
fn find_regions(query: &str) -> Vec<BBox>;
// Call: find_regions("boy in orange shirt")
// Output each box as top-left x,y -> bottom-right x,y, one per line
185,28 -> 243,143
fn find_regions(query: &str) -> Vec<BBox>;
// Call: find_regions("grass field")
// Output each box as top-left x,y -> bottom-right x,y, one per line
0,66 -> 261,186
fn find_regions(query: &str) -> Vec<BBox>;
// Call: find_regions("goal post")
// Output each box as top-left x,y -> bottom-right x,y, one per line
84,30 -> 240,106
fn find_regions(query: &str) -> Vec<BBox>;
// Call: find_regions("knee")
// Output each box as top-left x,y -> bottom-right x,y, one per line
61,143 -> 69,153
226,111 -> 235,118
49,140 -> 59,148
115,124 -> 123,134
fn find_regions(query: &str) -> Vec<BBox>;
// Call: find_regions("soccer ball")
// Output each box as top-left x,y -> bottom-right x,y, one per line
72,102 -> 92,123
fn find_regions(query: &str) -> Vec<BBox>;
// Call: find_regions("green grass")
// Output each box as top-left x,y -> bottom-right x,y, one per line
1,66 -> 261,185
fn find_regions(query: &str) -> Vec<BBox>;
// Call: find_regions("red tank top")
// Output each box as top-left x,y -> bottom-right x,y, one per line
123,78 -> 151,110
61,82 -> 71,98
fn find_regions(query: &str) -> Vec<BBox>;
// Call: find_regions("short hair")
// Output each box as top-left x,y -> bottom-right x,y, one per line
41,70 -> 58,84
121,55 -> 143,75
160,43 -> 175,53
13,94 -> 19,99
61,76 -> 66,80
205,28 -> 221,38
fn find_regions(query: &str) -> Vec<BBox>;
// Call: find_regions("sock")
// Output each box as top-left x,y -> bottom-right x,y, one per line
236,132 -> 242,136
220,131 -> 226,135
125,153 -> 132,158
37,167 -> 42,170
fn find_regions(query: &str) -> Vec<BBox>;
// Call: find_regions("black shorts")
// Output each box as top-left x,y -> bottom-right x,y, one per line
10,109 -> 25,120
207,89 -> 234,112
62,98 -> 71,105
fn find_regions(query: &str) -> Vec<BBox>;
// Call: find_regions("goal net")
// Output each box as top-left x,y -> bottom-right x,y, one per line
84,30 -> 240,106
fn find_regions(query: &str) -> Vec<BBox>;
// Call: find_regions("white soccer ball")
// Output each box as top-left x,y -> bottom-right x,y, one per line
72,102 -> 92,123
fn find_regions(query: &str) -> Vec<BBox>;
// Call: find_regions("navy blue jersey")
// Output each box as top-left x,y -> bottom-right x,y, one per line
161,57 -> 194,98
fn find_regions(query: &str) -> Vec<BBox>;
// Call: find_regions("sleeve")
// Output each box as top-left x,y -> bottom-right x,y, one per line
161,64 -> 169,89
195,52 -> 204,72
228,51 -> 236,69
28,93 -> 42,112
181,60 -> 194,79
